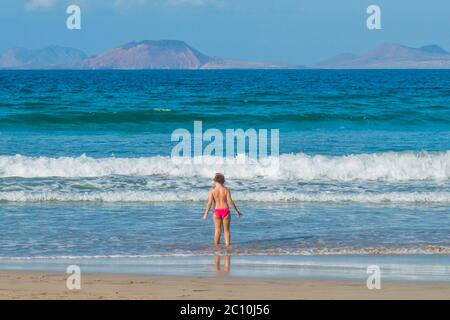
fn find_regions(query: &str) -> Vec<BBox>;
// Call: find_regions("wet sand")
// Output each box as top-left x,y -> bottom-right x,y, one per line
0,271 -> 449,300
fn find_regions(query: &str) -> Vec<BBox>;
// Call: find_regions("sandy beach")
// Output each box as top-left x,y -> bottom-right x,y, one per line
0,271 -> 449,300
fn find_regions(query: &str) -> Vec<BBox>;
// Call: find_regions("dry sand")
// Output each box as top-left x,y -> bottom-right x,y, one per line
0,271 -> 449,300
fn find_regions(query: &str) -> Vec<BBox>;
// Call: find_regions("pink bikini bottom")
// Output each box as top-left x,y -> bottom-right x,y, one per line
214,208 -> 230,219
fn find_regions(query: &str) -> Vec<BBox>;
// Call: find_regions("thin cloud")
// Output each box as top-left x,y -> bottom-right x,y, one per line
23,0 -> 221,11
113,0 -> 219,8
166,0 -> 214,6
24,0 -> 57,11
114,0 -> 145,8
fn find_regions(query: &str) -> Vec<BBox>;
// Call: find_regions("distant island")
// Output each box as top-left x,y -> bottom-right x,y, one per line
0,40 -> 302,70
1,40 -> 450,70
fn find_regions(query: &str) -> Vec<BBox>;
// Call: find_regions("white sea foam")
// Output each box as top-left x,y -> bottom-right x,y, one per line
0,245 -> 448,258
0,151 -> 449,181
0,190 -> 449,203
153,108 -> 171,112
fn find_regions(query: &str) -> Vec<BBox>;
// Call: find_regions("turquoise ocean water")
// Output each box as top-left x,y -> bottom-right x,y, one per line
0,70 -> 449,280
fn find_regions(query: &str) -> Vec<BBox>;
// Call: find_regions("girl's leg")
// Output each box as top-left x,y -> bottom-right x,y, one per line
213,216 -> 222,245
223,214 -> 231,247
214,255 -> 221,274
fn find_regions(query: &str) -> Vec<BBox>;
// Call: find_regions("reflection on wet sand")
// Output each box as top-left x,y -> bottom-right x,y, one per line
214,254 -> 230,276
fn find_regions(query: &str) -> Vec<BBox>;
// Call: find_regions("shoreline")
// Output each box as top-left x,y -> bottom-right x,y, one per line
1,254 -> 449,283
1,270 -> 449,300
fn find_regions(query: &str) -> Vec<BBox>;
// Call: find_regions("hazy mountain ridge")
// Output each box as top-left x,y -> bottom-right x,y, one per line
317,43 -> 450,69
0,45 -> 87,69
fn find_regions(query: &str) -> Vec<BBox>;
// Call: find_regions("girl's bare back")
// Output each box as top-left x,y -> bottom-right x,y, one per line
211,185 -> 230,209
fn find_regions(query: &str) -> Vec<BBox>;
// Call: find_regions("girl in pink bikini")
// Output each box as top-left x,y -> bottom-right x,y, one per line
202,173 -> 242,247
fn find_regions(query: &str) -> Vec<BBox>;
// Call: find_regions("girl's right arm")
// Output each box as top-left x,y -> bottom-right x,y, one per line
202,190 -> 214,221
227,189 -> 242,217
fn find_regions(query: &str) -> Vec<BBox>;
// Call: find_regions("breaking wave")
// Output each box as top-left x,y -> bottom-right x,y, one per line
1,190 -> 449,203
0,151 -> 449,181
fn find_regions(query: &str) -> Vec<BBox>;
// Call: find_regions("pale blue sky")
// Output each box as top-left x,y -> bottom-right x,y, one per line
1,0 -> 449,64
